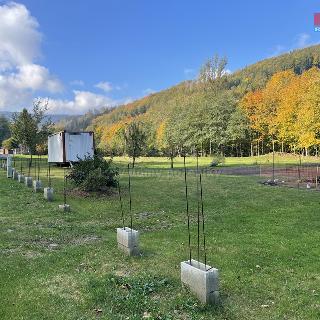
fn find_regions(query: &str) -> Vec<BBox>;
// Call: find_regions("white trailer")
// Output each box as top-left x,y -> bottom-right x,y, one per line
48,131 -> 95,163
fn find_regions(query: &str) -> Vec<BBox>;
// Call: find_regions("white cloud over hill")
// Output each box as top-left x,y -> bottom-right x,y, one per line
47,90 -> 115,115
0,2 -> 116,114
0,2 -> 63,110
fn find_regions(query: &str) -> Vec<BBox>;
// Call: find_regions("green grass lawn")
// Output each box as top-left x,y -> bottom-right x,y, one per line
113,153 -> 320,170
0,159 -> 319,319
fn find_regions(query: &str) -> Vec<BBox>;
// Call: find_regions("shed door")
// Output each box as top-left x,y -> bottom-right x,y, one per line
66,133 -> 83,161
65,133 -> 94,162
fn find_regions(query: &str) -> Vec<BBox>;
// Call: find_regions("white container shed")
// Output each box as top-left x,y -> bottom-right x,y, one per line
48,131 -> 95,163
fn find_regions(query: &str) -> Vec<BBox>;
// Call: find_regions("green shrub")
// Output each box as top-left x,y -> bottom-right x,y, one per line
209,154 -> 225,167
68,154 -> 118,192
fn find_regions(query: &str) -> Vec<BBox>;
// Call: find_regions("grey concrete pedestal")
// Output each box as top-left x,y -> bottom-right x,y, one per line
44,187 -> 54,201
18,174 -> 25,183
33,180 -> 42,192
12,169 -> 19,180
58,204 -> 70,212
181,259 -> 219,305
25,177 -> 33,187
7,166 -> 13,178
117,227 -> 139,256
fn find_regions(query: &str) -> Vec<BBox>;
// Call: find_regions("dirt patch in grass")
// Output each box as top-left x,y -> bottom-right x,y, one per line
1,247 -> 43,259
1,247 -> 21,255
22,250 -> 43,259
66,188 -> 118,198
42,274 -> 85,303
70,235 -> 100,246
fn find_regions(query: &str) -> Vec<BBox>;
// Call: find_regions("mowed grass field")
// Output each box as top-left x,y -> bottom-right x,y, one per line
0,157 -> 319,319
113,153 -> 320,170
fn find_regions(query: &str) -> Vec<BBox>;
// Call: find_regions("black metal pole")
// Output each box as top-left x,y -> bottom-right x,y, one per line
117,179 -> 125,229
199,173 -> 207,270
48,162 -> 51,188
128,164 -> 133,230
196,151 -> 200,263
34,156 -> 37,179
64,168 -> 67,205
28,155 -> 32,177
298,152 -> 301,189
183,156 -> 192,265
272,140 -> 275,182
37,155 -> 40,181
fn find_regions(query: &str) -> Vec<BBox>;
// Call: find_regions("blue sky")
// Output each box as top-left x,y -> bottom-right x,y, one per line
0,0 -> 319,114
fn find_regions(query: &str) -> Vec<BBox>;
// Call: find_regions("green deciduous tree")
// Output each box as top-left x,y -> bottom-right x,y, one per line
123,122 -> 146,167
0,116 -> 10,146
2,137 -> 18,150
11,99 -> 53,154
198,54 -> 228,83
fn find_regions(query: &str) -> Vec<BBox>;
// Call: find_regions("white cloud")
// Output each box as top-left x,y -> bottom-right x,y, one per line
47,90 -> 116,114
0,2 -> 41,70
0,77 -> 33,109
223,69 -> 232,75
70,79 -> 84,86
270,33 -> 319,57
270,44 -> 286,57
0,2 -> 63,110
295,33 -> 311,48
122,97 -> 133,104
184,68 -> 196,80
8,64 -> 62,92
143,88 -> 155,95
184,68 -> 194,76
95,81 -> 113,92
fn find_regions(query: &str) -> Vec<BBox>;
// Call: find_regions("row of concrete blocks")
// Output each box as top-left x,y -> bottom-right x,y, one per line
116,227 -> 219,305
8,167 -> 55,202
8,160 -> 218,304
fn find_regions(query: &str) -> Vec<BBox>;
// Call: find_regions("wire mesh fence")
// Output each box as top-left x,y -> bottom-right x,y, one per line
119,163 -> 320,190
2,155 -> 320,191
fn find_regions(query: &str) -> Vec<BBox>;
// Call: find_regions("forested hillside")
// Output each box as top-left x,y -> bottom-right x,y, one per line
58,44 -> 320,157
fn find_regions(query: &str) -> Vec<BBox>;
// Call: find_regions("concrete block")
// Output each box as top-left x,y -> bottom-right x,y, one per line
58,204 -> 70,212
181,259 -> 219,305
117,227 -> 139,256
7,166 -> 13,178
18,174 -> 25,183
33,180 -> 42,192
25,176 -> 33,187
44,187 -> 54,201
12,169 -> 19,180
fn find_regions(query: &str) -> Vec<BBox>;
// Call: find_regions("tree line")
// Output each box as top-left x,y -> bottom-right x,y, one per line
89,46 -> 320,161
2,45 -> 320,162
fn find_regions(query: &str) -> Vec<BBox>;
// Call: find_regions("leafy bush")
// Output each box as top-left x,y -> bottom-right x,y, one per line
68,154 -> 118,192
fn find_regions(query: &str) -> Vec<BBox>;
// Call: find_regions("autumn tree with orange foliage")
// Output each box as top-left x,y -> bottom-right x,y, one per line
241,67 -> 320,155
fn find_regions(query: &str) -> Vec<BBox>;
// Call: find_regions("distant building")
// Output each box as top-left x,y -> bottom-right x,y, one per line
0,148 -> 14,155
